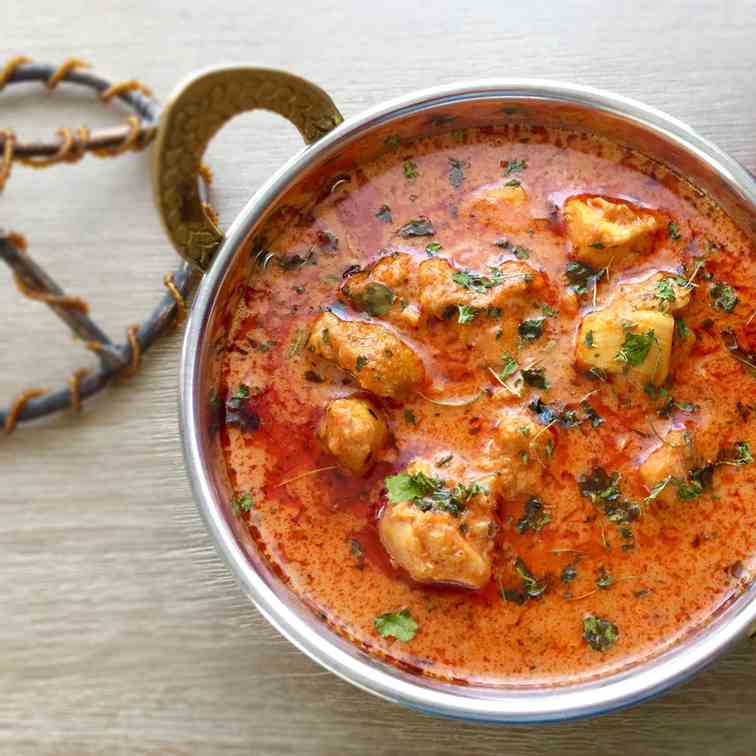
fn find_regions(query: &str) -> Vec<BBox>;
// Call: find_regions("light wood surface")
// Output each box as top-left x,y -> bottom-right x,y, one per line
2,1 -> 754,753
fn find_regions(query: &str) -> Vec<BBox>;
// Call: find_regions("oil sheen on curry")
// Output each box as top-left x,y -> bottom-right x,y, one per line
219,125 -> 755,685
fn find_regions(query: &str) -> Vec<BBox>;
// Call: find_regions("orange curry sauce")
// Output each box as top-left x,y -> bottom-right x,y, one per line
220,126 -> 755,685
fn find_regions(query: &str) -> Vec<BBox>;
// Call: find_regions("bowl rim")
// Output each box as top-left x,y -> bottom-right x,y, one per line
179,78 -> 756,723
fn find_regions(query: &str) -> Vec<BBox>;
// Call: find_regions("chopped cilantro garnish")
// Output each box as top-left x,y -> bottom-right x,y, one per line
514,558 -> 547,598
277,250 -> 315,271
355,355 -> 368,371
674,316 -> 691,340
654,277 -> 678,305
448,158 -> 465,188
498,351 -> 519,380
515,497 -> 551,534
384,471 -> 487,517
452,267 -> 503,293
425,241 -> 442,255
518,318 -> 545,342
403,409 -> 417,425
403,159 -> 418,179
561,564 -> 578,583
503,158 -> 527,175
595,566 -> 613,590
346,282 -> 396,316
457,304 -> 479,324
710,282 -> 738,312
375,204 -> 392,223
616,329 -> 656,367
579,468 -> 621,506
583,614 -> 619,652
584,330 -> 595,348
513,245 -> 531,260
374,609 -> 417,641
668,221 -> 682,240
522,366 -> 549,390
231,492 -> 254,515
565,261 -> 599,294
398,217 -> 435,238
504,178 -> 521,188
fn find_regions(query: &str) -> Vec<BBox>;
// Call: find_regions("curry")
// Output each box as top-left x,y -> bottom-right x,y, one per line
218,125 -> 755,685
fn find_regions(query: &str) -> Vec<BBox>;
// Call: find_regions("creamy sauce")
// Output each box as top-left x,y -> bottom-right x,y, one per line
219,126 -> 755,685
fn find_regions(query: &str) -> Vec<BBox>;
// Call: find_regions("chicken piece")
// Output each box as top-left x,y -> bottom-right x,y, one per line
479,412 -> 553,498
576,308 -> 674,386
564,196 -> 661,268
640,431 -> 693,504
308,312 -> 425,399
379,460 -> 495,589
340,253 -> 420,328
617,272 -> 693,314
417,257 -> 545,320
318,397 -> 388,475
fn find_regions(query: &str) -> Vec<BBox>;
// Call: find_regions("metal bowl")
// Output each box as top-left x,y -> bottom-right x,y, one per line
172,77 -> 756,723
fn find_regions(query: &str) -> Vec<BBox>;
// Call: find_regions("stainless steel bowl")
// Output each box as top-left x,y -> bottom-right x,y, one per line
175,78 -> 756,723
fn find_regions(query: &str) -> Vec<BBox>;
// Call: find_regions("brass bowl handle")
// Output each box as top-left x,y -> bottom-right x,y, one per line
152,66 -> 343,271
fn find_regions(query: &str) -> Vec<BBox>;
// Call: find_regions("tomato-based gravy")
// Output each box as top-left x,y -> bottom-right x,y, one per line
217,125 -> 755,685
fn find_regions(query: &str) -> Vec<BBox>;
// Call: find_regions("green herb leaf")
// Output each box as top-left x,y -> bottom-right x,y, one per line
374,609 -> 418,641
348,282 -> 396,317
230,384 -> 250,402
425,241 -> 442,255
385,472 -> 433,503
579,468 -> 621,505
541,303 -> 558,317
668,221 -> 682,240
513,245 -> 531,260
451,128 -> 465,143
515,497 -> 551,534
277,250 -> 315,271
403,159 -> 418,179
583,614 -> 619,652
654,277 -> 678,305
457,304 -> 479,324
565,261 -> 599,294
518,318 -> 545,342
522,366 -> 549,390
584,330 -> 595,348
514,557 -> 548,598
448,158 -> 465,188
561,564 -> 578,583
674,317 -> 691,340
710,282 -> 739,312
596,566 -> 613,590
451,267 -> 503,293
403,408 -> 417,425
398,217 -> 435,238
375,205 -> 392,223
498,351 -> 519,380
504,178 -> 521,188
503,158 -> 527,176
384,134 -> 401,148
616,329 -> 656,367
355,355 -> 368,371
721,440 -> 753,466
231,491 -> 254,515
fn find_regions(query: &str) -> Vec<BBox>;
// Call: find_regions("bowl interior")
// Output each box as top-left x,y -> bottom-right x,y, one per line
181,81 -> 756,723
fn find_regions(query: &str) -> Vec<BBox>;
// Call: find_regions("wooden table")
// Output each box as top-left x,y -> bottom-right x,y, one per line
2,1 -> 754,753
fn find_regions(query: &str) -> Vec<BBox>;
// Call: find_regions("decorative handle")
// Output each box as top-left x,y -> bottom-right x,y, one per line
152,66 -> 343,271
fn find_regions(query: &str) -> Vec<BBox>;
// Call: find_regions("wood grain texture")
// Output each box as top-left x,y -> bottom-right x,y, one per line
1,1 -> 754,753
